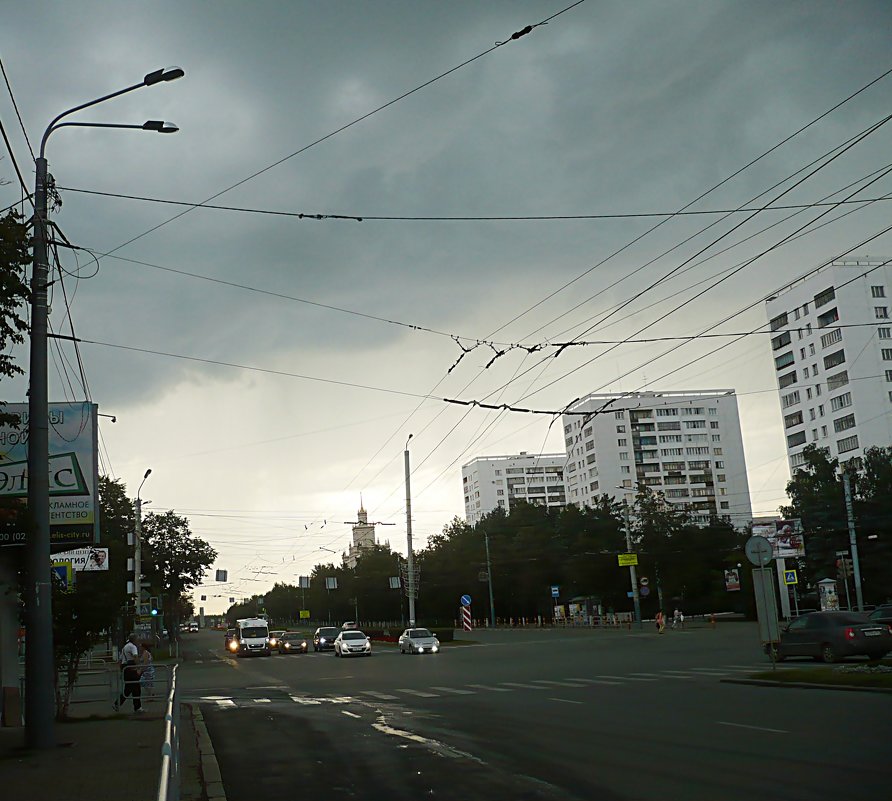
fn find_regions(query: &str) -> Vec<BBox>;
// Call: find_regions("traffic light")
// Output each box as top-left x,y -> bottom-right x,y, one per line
836,557 -> 854,578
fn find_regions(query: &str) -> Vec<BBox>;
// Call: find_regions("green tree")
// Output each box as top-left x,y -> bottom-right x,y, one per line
142,511 -> 216,637
0,210 -> 31,425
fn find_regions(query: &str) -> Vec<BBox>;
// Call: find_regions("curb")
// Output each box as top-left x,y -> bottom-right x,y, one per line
720,677 -> 892,694
189,704 -> 228,801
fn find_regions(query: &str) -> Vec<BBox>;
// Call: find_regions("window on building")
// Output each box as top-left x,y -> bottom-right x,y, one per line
771,331 -> 792,350
879,328 -> 891,340
827,371 -> 849,391
818,405 -> 824,417
717,474 -> 726,482
709,421 -> 719,429
806,323 -> 812,335
621,465 -> 631,474
711,434 -> 721,442
787,431 -> 807,447
784,411 -> 804,428
816,384 -> 822,396
656,421 -> 681,431
496,489 -> 504,496
775,352 -> 795,370
713,447 -> 723,455
494,469 -> 501,476
708,407 -> 718,415
720,501 -> 730,510
830,392 -> 852,411
781,390 -> 801,408
821,425 -> 827,437
615,411 -> 625,419
659,434 -> 683,443
871,285 -> 887,298
823,349 -> 846,369
809,343 -> 815,356
584,426 -> 593,437
837,435 -> 859,454
820,329 -> 842,348
814,287 -> 836,308
617,439 -> 627,447
617,425 -> 626,433
770,312 -> 789,331
806,388 -> 813,399
886,370 -> 892,382
793,308 -> 800,321
876,307 -> 890,320
809,408 -> 816,421
619,452 -> 629,461
803,367 -> 810,378
684,420 -> 707,429
778,371 -> 798,389
833,413 -> 856,433
817,308 -> 839,328
800,348 -> 807,360
883,349 -> 892,361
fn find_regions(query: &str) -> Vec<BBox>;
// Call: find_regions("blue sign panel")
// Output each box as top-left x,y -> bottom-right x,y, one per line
551,585 -> 560,598
460,594 -> 472,607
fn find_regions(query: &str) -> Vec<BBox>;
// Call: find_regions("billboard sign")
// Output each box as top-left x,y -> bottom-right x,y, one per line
753,520 -> 804,559
52,546 -> 109,571
0,402 -> 100,546
724,568 -> 741,592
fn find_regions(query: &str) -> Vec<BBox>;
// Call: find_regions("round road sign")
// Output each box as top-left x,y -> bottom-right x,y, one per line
639,577 -> 649,586
745,535 -> 773,567
640,585 -> 650,597
460,594 -> 472,607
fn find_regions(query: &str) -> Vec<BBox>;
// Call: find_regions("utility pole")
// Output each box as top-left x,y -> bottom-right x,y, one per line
841,471 -> 864,611
622,498 -> 642,629
133,469 -> 151,626
404,435 -> 416,625
483,528 -> 496,627
25,151 -> 53,750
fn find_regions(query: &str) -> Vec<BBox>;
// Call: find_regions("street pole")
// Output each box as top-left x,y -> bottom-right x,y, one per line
24,154 -> 54,750
654,560 -> 664,610
23,66 -> 183,751
404,435 -> 416,626
622,499 -> 642,629
483,528 -> 496,627
841,470 -> 864,611
133,469 -> 151,626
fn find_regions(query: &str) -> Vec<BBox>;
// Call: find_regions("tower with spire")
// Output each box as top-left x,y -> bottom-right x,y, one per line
346,497 -> 377,568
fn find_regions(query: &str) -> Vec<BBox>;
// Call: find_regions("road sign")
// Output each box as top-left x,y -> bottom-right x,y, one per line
640,585 -> 650,597
299,609 -> 310,619
550,585 -> 560,598
745,535 -> 773,567
617,553 -> 638,567
51,560 -> 73,589
626,591 -> 635,598
783,570 -> 798,586
460,594 -> 472,607
639,577 -> 649,586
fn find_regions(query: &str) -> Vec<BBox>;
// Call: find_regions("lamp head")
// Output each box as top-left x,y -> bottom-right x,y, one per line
142,120 -> 179,133
144,66 -> 185,86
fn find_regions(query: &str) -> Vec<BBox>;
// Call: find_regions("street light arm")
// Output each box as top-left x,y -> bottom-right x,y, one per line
39,67 -> 184,157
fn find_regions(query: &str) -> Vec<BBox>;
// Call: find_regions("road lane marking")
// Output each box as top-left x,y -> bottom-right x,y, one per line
252,698 -> 271,703
549,697 -> 584,705
362,691 -> 399,700
564,677 -> 623,686
717,721 -> 789,734
594,675 -> 656,682
396,688 -> 438,698
467,683 -> 512,692
341,710 -> 361,718
501,682 -> 547,689
290,695 -> 321,705
430,686 -> 476,695
628,673 -> 666,678
214,699 -> 235,708
532,680 -> 587,687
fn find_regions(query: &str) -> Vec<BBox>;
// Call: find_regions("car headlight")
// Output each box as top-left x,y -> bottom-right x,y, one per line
432,645 -> 439,652
228,641 -> 238,651
301,641 -> 307,648
320,638 -> 326,644
284,642 -> 291,648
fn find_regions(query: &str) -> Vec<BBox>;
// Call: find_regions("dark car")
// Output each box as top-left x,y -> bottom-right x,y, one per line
771,611 -> 892,663
278,632 -> 308,654
313,626 -> 340,652
868,605 -> 892,626
224,628 -> 237,651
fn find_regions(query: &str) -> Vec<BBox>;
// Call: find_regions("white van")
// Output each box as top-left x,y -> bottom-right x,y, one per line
235,617 -> 271,657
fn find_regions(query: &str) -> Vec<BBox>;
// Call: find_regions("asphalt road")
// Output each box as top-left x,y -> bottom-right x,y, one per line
177,625 -> 891,800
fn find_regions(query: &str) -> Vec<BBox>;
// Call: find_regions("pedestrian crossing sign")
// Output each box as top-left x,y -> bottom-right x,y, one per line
784,570 -> 798,585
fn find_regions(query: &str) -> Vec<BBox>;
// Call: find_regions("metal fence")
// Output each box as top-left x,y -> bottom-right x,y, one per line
156,664 -> 180,801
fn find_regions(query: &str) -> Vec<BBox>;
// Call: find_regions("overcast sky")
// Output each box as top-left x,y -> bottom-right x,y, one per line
3,1 -> 891,613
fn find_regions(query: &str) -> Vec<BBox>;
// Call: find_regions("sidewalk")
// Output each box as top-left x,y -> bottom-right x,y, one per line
0,678 -> 204,801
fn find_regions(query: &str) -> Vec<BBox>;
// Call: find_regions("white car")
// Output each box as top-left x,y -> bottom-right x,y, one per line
334,630 -> 372,657
399,628 -> 440,655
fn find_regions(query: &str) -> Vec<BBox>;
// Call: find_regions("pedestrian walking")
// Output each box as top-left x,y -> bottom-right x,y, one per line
679,610 -> 685,629
140,642 -> 156,699
672,608 -> 681,629
114,633 -> 143,713
655,609 -> 665,634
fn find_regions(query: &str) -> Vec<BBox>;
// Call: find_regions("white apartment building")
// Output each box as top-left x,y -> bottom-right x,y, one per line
461,453 -> 568,524
561,390 -> 752,528
765,257 -> 892,471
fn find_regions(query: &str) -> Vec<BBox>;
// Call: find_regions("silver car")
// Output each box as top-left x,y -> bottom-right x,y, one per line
334,630 -> 372,657
399,628 -> 440,655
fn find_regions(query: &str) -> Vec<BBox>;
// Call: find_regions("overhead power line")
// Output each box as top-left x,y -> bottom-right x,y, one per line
0,56 -> 34,162
96,1 -> 587,259
54,185 -> 892,221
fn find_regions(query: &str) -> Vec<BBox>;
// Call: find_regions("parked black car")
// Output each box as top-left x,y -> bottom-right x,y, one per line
313,626 -> 340,652
770,611 -> 892,662
868,605 -> 892,626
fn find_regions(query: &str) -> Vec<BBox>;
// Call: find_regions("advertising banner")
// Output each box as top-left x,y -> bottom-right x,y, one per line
753,519 -> 805,559
0,402 -> 100,546
724,568 -> 741,592
52,546 -> 109,571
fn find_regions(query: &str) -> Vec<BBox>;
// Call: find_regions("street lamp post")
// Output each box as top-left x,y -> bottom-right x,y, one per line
483,528 -> 496,627
133,469 -> 152,625
617,492 -> 642,630
25,67 -> 183,750
404,435 -> 416,626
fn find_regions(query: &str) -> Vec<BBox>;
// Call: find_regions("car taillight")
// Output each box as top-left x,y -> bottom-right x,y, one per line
887,625 -> 892,636
845,627 -> 856,640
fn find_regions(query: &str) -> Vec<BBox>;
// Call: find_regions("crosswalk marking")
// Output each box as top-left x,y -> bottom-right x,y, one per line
430,686 -> 476,695
501,682 -> 547,690
564,677 -> 623,686
686,668 -> 731,675
396,688 -> 438,698
467,683 -> 512,692
362,691 -> 399,700
290,695 -> 321,705
215,699 -> 235,708
594,675 -> 656,682
253,698 -> 271,703
532,680 -> 587,688
628,673 -> 665,678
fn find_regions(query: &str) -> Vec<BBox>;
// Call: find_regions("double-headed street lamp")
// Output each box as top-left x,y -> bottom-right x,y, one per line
26,67 -> 183,750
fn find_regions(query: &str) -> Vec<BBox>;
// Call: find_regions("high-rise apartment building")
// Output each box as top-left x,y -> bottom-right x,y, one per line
765,257 -> 892,471
461,453 -> 568,524
561,390 -> 752,528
